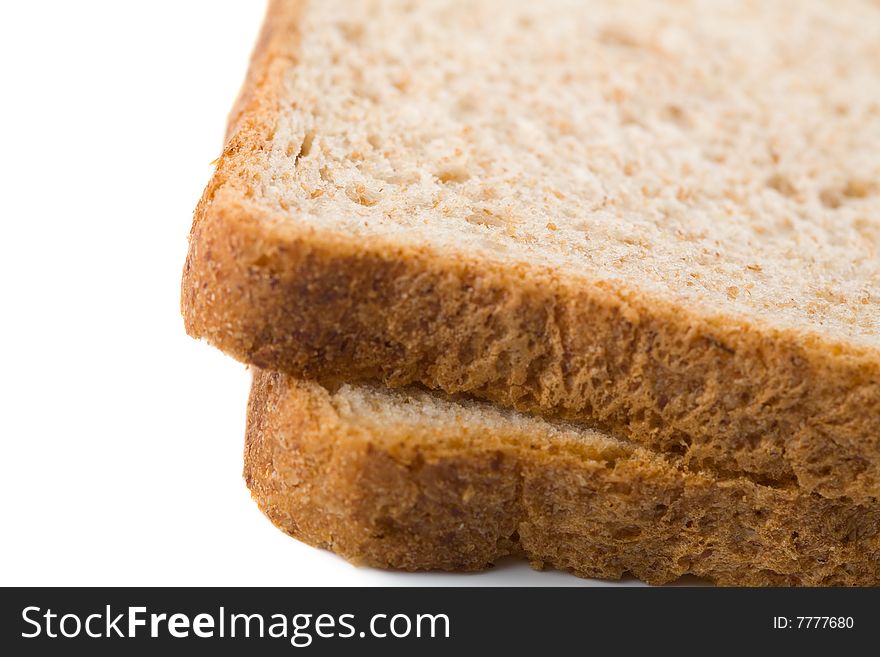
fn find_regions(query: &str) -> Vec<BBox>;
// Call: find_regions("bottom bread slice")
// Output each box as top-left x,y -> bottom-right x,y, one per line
245,370 -> 880,586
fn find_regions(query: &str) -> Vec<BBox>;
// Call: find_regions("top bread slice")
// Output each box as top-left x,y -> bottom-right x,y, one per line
183,0 -> 880,500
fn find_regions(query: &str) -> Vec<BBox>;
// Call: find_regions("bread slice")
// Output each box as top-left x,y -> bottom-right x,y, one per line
186,0 -> 880,500
246,370 -> 880,586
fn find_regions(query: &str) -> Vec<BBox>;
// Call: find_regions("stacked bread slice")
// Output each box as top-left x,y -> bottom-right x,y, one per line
183,0 -> 880,585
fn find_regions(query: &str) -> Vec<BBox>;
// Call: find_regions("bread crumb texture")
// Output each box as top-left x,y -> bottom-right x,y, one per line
251,0 -> 880,346
245,372 -> 880,586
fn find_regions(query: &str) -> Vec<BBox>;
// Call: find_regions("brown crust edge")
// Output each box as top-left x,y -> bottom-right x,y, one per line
244,370 -> 880,586
184,0 -> 880,501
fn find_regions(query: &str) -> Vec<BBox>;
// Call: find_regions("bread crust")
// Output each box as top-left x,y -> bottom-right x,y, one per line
185,0 -> 880,501
245,370 -> 880,586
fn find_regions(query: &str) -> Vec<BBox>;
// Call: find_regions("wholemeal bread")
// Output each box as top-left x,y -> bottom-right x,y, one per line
245,370 -> 880,586
185,0 -> 880,500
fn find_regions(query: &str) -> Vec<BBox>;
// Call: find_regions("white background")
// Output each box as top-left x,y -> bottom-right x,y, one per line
0,1 -> 649,586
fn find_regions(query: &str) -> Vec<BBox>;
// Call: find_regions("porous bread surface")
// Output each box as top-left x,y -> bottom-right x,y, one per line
331,379 -> 631,460
185,0 -> 880,500
252,0 -> 880,347
245,371 -> 880,586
